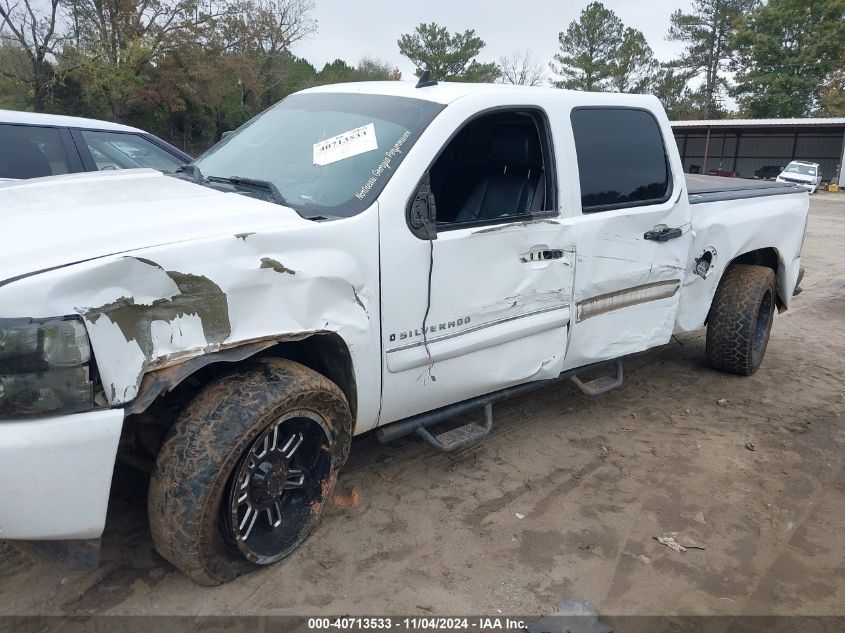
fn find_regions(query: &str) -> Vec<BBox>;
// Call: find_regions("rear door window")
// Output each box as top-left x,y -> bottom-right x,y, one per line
79,130 -> 183,173
0,124 -> 73,179
571,108 -> 671,213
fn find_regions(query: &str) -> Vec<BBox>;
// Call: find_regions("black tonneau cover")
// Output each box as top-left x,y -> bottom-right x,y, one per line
685,174 -> 803,205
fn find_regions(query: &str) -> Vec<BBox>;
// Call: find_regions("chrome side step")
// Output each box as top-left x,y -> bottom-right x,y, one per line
375,359 -> 626,451
570,359 -> 624,396
416,403 -> 494,452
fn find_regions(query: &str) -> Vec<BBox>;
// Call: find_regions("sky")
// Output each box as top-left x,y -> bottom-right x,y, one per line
293,0 -> 692,83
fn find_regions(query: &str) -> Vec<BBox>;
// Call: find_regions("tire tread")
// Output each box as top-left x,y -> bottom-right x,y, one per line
706,264 -> 776,376
148,358 -> 351,585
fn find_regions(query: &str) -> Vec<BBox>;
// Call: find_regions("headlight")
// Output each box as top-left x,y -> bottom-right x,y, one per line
0,317 -> 94,417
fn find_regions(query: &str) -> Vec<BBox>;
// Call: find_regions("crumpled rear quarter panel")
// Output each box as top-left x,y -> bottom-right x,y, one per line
676,191 -> 808,333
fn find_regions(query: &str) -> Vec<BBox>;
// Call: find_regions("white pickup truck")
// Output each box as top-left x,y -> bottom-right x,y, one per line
0,81 -> 808,585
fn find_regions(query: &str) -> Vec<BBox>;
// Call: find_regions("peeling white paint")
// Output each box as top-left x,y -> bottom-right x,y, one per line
85,314 -> 147,403
0,170 -> 380,421
150,314 -> 208,358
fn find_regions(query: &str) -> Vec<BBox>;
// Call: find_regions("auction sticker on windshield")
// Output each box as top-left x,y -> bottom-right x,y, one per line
314,123 -> 378,166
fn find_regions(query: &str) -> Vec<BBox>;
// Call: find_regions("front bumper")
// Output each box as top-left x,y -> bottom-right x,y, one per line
0,408 -> 123,540
778,180 -> 815,192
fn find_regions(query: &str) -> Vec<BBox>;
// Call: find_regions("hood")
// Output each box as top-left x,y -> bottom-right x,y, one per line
778,172 -> 814,183
0,169 -> 308,285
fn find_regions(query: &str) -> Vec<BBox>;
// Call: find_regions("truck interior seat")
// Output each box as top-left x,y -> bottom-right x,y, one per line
429,112 -> 545,226
454,123 -> 541,223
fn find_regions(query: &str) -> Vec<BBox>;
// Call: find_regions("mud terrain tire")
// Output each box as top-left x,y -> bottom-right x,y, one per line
148,358 -> 352,586
706,264 -> 777,376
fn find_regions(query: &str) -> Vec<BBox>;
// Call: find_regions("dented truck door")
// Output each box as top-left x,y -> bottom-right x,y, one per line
377,101 -> 576,425
561,106 -> 693,370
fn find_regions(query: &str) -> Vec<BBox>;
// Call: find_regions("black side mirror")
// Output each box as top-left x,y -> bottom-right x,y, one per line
407,173 -> 437,240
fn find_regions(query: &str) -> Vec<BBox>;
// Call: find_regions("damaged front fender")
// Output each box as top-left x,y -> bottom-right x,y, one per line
0,206 -> 382,431
81,258 -> 232,402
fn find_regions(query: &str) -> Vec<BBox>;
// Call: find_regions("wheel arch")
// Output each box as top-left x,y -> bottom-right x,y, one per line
126,332 -> 358,426
726,247 -> 787,312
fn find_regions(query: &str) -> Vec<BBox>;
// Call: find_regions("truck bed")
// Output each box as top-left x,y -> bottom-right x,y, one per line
685,174 -> 802,205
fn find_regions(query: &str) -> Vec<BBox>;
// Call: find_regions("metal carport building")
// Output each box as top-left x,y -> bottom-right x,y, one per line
671,118 -> 845,186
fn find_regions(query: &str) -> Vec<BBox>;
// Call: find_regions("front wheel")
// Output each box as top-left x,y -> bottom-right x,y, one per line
706,264 -> 777,376
148,358 -> 352,585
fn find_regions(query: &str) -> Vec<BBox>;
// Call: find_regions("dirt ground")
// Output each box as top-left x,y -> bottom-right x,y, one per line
1,194 -> 843,619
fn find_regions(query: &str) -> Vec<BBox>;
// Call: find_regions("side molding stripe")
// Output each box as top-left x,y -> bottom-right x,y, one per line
576,280 -> 681,322
386,304 -> 568,354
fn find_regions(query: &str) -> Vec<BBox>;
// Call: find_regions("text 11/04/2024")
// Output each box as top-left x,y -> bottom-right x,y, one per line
307,617 -> 528,631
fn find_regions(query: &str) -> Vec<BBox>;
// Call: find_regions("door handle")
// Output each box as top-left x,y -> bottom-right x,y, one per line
644,227 -> 683,242
521,248 -> 564,263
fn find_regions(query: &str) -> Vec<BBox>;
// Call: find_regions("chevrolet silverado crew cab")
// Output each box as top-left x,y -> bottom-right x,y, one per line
0,80 -> 808,585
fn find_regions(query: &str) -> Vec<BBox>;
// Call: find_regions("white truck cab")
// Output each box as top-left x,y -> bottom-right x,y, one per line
0,81 -> 808,584
777,160 -> 821,193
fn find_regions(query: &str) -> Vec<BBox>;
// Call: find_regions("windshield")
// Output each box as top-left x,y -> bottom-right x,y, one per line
193,93 -> 444,218
784,163 -> 817,176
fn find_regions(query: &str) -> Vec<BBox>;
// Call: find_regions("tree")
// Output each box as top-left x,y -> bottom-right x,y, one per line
652,65 -> 691,119
667,0 -> 756,119
0,0 -> 397,153
0,0 -> 62,111
355,57 -> 401,81
215,0 -> 315,57
498,50 -> 544,86
61,0 -> 317,118
817,68 -> 845,116
62,0 -> 222,118
610,27 -> 658,93
731,0 -> 845,117
550,3 -> 655,94
550,1 -> 622,91
397,22 -> 499,82
460,60 -> 501,83
651,64 -> 726,120
0,44 -> 30,109
319,57 -> 400,83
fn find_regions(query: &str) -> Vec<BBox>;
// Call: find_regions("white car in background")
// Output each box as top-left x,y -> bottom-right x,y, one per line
776,160 -> 821,193
0,110 -> 192,180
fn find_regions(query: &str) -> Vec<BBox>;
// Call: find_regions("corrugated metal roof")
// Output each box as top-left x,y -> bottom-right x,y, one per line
671,118 -> 845,128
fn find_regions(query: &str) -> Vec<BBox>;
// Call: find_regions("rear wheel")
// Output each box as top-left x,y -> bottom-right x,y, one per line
706,264 -> 777,376
148,358 -> 352,585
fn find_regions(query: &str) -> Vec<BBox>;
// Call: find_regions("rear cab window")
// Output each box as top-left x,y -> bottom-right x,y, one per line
570,108 -> 671,213
0,124 -> 74,179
